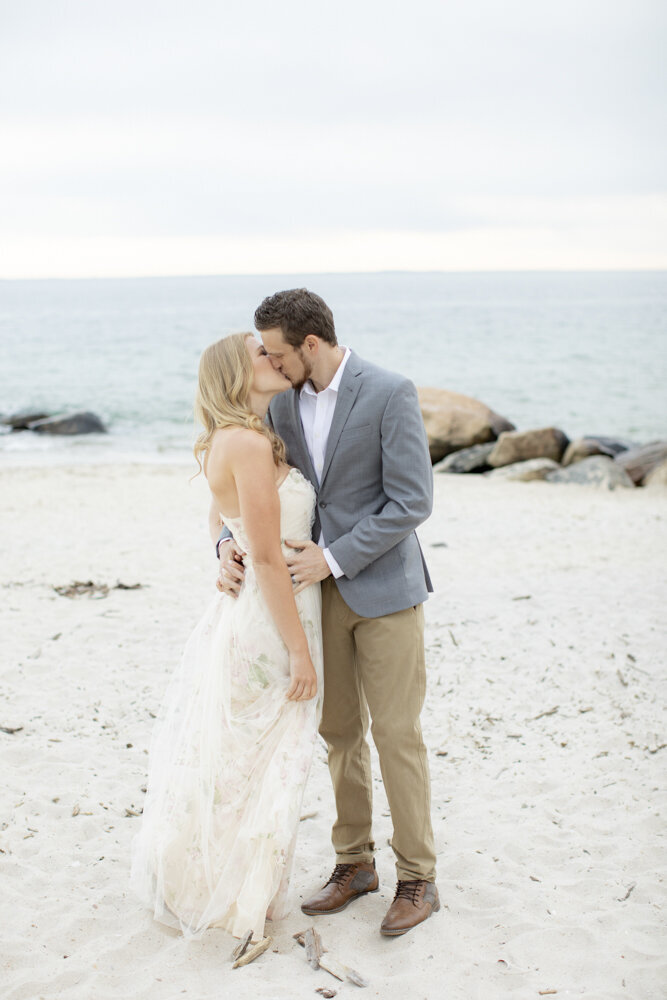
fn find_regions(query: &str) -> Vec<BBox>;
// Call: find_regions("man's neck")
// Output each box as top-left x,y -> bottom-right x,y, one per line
310,345 -> 346,393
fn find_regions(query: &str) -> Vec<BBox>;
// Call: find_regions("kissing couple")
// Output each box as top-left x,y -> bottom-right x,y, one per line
131,288 -> 439,941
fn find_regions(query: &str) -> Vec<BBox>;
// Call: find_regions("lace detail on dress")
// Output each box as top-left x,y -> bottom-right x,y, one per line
130,467 -> 323,939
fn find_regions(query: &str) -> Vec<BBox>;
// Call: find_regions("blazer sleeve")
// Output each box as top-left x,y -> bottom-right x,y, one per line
327,379 -> 433,579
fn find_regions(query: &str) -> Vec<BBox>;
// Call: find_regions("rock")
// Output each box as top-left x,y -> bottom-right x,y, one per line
643,459 -> 667,489
488,427 -> 569,468
417,387 -> 514,464
28,411 -> 107,436
434,443 -> 495,474
486,458 -> 560,482
562,436 -> 633,466
546,456 -> 634,490
614,440 -> 667,485
1,410 -> 51,430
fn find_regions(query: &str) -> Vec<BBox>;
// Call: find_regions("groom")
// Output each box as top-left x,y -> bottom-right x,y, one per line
219,288 -> 439,936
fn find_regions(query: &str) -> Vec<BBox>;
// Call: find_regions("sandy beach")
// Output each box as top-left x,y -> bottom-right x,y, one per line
1,462 -> 665,1000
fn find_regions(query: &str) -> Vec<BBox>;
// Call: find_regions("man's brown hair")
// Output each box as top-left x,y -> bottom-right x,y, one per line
254,288 -> 337,347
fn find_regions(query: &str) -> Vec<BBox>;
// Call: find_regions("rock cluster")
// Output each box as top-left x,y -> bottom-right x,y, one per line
1,411 -> 52,430
422,392 -> 666,491
487,458 -> 560,482
417,387 -> 514,464
545,456 -> 635,490
614,441 -> 667,484
487,427 -> 569,467
1,410 -> 107,436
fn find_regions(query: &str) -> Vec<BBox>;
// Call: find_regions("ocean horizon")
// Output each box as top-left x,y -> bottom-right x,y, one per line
1,270 -> 665,465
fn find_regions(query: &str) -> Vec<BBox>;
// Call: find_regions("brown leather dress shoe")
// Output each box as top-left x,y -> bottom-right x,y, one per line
301,860 -> 379,915
380,879 -> 440,936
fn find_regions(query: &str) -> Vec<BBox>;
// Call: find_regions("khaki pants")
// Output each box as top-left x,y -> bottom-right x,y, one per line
319,577 -> 436,882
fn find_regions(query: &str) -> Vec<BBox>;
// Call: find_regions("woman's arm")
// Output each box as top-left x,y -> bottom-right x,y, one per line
208,498 -> 222,544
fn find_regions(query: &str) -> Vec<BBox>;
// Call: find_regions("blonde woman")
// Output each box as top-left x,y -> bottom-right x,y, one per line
131,333 -> 323,940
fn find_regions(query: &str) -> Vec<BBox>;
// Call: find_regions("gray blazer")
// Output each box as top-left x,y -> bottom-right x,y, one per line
268,351 -> 433,618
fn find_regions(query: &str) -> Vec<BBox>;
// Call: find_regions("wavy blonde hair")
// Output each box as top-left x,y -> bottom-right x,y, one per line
193,333 -> 286,475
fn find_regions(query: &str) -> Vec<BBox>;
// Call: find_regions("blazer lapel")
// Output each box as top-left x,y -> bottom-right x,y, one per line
287,388 -> 319,488
319,354 -> 362,488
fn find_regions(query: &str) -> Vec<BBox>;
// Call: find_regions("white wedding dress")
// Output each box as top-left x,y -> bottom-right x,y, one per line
130,468 -> 323,940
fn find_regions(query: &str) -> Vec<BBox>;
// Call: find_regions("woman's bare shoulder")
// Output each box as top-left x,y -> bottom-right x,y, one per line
207,426 -> 272,475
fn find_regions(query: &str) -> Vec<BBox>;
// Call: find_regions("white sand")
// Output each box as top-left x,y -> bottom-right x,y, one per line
1,463 -> 665,1000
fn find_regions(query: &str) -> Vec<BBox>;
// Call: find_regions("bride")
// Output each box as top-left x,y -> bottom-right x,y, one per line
130,332 -> 323,940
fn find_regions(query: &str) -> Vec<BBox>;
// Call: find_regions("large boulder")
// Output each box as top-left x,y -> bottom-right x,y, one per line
1,410 -> 51,430
486,458 -> 560,482
546,455 -> 634,490
434,442 -> 495,474
614,441 -> 667,485
28,411 -> 107,436
562,435 -> 633,466
643,459 -> 667,489
488,427 -> 569,468
417,387 -> 514,464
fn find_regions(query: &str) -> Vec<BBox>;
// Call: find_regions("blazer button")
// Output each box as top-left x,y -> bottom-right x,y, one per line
319,501 -> 327,508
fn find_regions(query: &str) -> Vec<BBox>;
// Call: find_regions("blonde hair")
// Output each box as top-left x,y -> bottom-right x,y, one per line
193,332 -> 286,475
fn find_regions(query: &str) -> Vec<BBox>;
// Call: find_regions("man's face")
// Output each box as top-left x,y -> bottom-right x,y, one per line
260,327 -> 313,391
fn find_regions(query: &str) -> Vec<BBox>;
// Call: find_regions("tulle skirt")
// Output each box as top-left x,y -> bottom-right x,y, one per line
130,574 -> 323,939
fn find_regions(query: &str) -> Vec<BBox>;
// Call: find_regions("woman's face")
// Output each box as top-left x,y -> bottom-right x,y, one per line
246,335 -> 290,395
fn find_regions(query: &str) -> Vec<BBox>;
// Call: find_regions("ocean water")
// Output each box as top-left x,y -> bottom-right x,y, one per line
0,271 -> 665,464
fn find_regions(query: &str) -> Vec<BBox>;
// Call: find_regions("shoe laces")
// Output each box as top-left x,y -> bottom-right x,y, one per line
393,880 -> 423,905
327,863 -> 358,887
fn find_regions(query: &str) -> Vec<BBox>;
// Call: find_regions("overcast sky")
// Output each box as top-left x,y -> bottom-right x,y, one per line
1,0 -> 665,277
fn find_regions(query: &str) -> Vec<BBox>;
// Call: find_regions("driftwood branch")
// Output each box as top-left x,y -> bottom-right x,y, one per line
232,936 -> 272,968
231,929 -> 253,961
532,706 -> 559,721
304,927 -> 323,969
295,927 -> 368,987
617,882 -> 637,902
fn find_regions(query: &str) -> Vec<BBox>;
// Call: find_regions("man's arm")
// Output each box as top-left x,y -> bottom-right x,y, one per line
327,379 -> 433,580
216,523 -> 233,558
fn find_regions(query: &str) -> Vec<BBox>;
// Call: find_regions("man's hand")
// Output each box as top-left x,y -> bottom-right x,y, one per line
216,539 -> 246,597
285,539 -> 332,595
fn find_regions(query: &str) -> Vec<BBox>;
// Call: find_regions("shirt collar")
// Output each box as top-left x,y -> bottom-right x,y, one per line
300,347 -> 351,398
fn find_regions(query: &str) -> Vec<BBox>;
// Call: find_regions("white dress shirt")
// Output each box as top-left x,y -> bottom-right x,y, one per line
298,347 -> 351,579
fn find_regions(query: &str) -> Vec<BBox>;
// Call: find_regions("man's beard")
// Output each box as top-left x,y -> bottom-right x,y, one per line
288,348 -> 313,391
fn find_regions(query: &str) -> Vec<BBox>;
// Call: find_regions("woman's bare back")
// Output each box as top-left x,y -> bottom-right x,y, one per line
205,426 -> 290,519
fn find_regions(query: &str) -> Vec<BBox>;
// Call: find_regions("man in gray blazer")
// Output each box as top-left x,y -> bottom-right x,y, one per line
219,288 -> 438,936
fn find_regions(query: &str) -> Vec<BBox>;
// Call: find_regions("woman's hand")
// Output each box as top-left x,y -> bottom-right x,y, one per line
286,649 -> 318,702
216,539 -> 246,597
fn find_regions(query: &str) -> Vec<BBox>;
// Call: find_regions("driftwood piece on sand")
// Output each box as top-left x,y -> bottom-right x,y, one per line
617,882 -> 637,902
54,580 -> 143,599
232,936 -> 272,969
295,927 -> 368,987
532,705 -> 559,721
319,955 -> 347,981
304,927 -> 324,969
54,580 -> 109,599
231,928 -> 253,961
